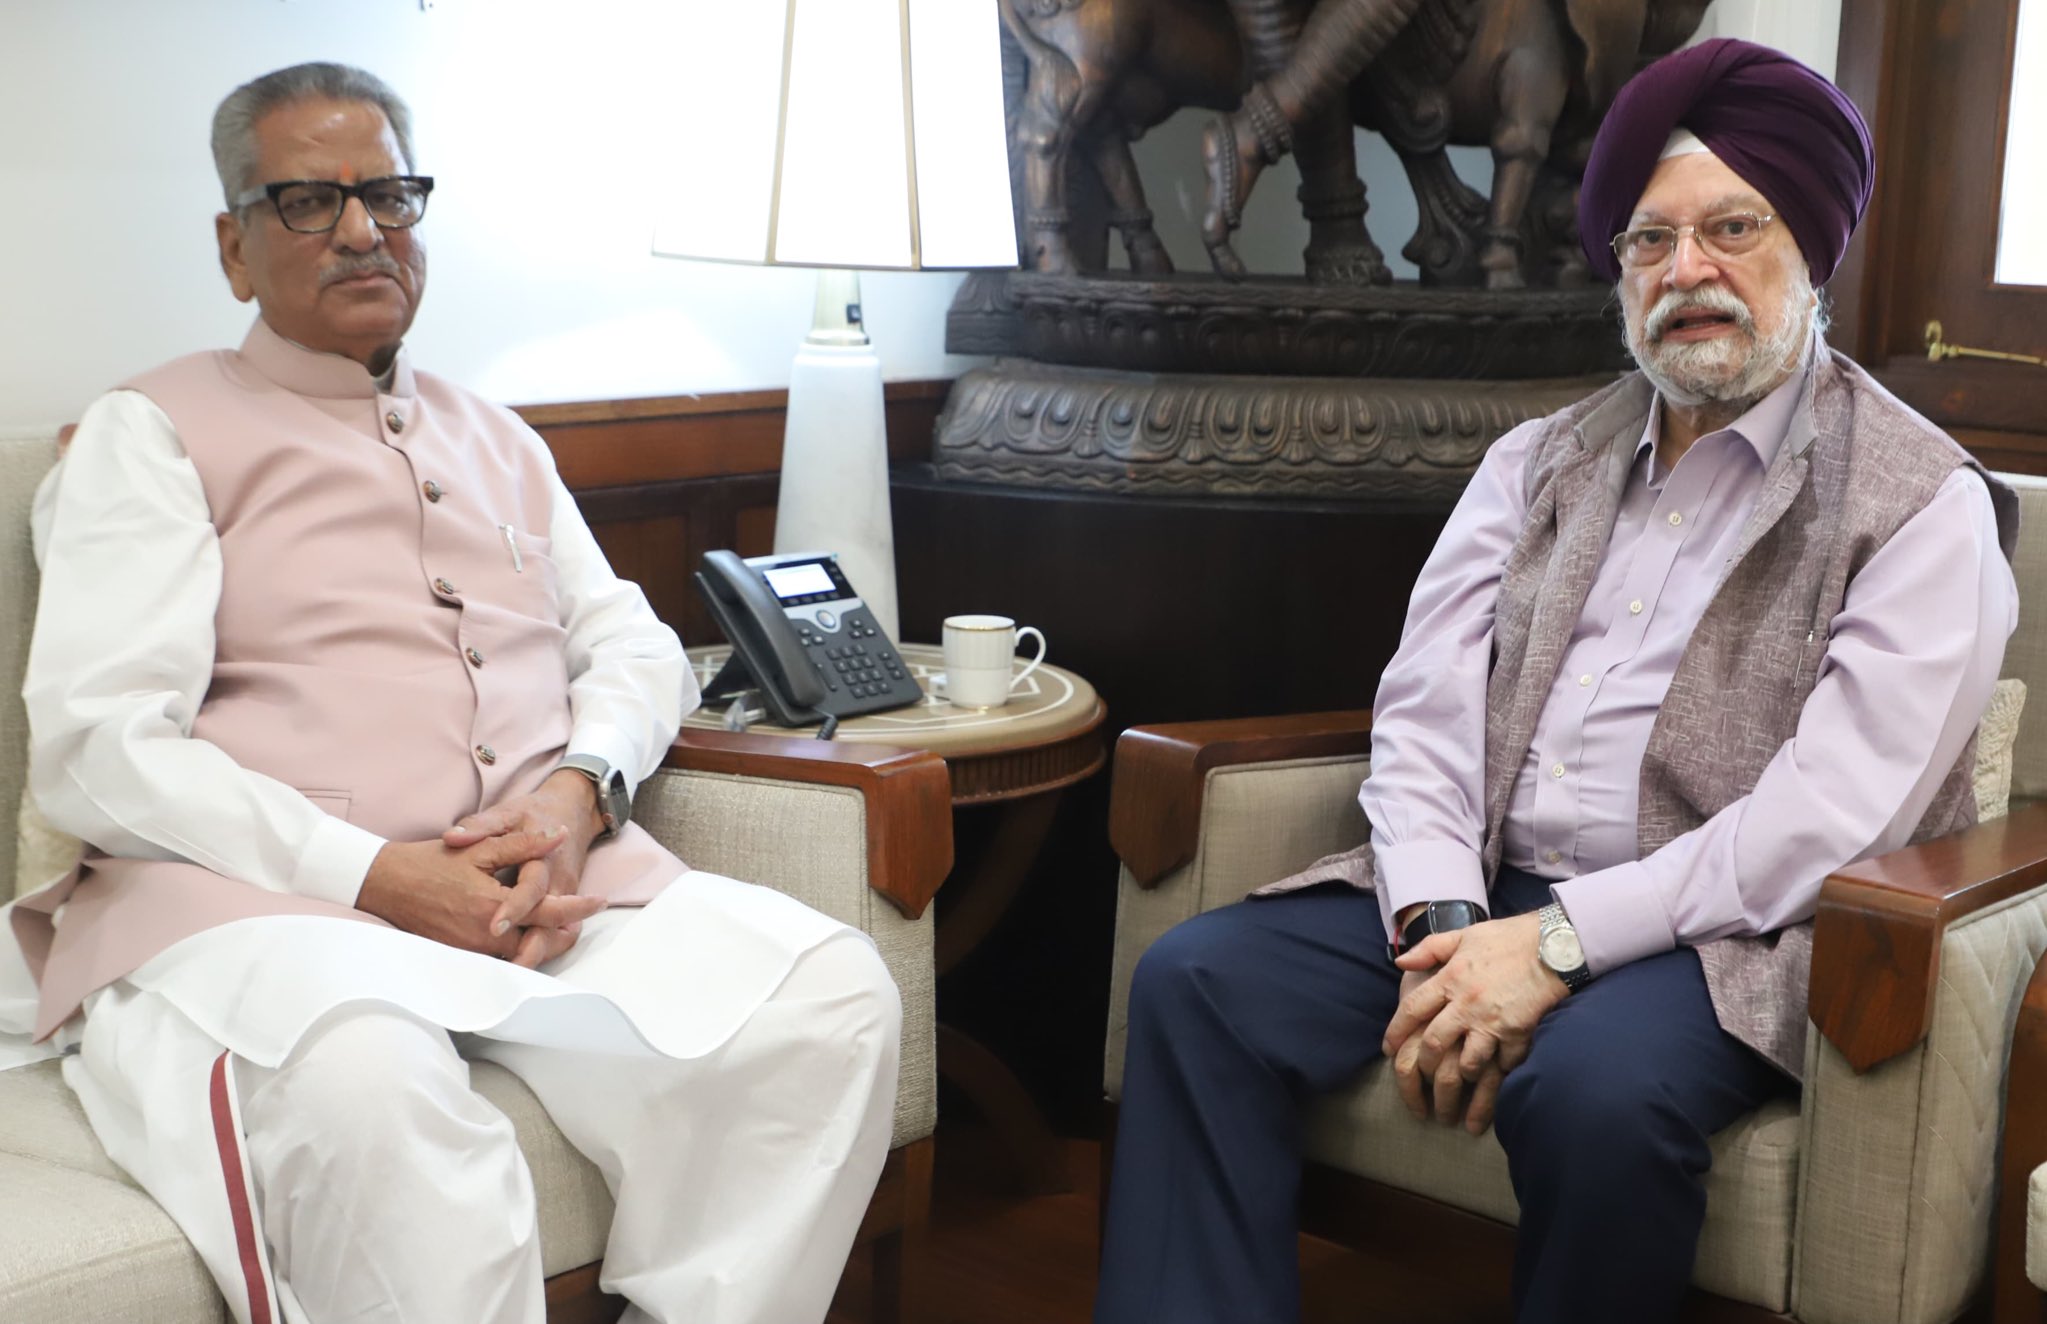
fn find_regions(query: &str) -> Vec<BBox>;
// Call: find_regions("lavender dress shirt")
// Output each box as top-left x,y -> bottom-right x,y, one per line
1359,355 -> 2018,974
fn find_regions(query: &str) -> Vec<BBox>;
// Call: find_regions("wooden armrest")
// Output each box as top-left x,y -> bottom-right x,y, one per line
661,730 -> 954,920
1109,711 -> 1375,887
1995,946 -> 2047,1320
1810,799 -> 2047,1073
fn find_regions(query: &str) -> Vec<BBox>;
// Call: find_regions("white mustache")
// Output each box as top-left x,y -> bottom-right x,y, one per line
320,255 -> 403,288
1645,287 -> 1753,342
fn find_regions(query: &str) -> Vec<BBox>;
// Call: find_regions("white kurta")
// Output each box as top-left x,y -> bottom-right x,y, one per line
2,379 -> 898,1324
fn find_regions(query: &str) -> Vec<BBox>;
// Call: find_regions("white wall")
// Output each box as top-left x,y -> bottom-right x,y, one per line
0,0 -> 983,431
1121,0 -> 1845,280
1,0 -> 1846,431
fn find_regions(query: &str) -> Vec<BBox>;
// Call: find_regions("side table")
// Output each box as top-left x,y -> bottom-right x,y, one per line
683,646 -> 1105,1195
685,643 -> 1107,1192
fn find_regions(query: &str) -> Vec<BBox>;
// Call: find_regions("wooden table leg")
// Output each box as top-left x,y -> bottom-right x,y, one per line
937,1022 -> 1069,1196
934,790 -> 1070,1195
935,790 -> 1063,976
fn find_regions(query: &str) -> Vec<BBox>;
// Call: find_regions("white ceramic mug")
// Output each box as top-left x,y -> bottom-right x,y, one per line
938,615 -> 1047,709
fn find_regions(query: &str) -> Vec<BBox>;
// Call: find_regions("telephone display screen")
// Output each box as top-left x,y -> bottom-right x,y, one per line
762,562 -> 839,601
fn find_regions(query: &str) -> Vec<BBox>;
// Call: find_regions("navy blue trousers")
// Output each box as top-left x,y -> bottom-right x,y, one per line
1094,870 -> 1791,1324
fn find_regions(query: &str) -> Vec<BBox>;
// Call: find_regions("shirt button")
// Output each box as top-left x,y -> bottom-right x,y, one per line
386,411 -> 405,433
434,577 -> 458,596
422,480 -> 442,503
1579,674 -> 1592,686
1545,849 -> 1563,864
1552,763 -> 1566,778
465,647 -> 485,668
475,744 -> 497,766
1629,599 -> 1644,615
1668,511 -> 1683,526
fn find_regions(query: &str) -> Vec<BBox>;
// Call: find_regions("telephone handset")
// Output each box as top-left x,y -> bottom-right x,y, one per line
693,550 -> 923,729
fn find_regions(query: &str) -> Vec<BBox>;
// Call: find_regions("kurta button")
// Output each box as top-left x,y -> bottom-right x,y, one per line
1628,599 -> 1644,615
434,577 -> 457,596
1552,763 -> 1566,778
1545,849 -> 1563,864
422,480 -> 442,502
475,744 -> 497,765
1579,674 -> 1592,686
1668,511 -> 1684,526
386,411 -> 405,433
465,647 -> 485,668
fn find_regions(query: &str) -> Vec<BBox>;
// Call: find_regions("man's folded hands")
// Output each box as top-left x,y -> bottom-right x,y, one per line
358,770 -> 613,966
1382,914 -> 1570,1135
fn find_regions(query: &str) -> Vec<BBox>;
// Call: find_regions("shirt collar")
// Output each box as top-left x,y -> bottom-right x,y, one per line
239,316 -> 416,400
1634,329 -> 1818,478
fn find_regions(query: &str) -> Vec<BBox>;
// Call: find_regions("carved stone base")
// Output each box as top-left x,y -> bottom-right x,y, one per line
948,272 -> 1630,380
934,359 -> 1616,503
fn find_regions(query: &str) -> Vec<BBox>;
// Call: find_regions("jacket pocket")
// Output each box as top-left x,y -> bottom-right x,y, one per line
299,789 -> 354,822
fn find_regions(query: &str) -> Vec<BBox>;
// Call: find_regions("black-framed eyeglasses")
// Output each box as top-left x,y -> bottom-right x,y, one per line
1610,211 -> 1776,269
231,175 -> 435,234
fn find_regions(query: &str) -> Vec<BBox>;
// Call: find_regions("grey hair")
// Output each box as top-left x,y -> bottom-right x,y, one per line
211,63 -> 415,209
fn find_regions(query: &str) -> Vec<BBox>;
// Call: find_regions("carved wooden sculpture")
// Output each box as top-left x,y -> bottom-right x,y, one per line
1000,0 -> 1710,287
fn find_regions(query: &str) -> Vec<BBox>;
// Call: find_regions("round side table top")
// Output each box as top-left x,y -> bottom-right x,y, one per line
684,643 -> 1107,803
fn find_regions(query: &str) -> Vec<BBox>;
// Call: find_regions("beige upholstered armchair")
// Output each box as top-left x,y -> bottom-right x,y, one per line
0,432 -> 951,1324
1101,475 -> 2047,1323
1995,947 -> 2047,1323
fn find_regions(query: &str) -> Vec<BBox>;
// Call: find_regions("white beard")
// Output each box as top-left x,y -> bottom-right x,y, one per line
1625,274 -> 1814,410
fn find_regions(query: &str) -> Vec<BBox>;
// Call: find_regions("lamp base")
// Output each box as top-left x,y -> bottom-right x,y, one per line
776,271 -> 898,639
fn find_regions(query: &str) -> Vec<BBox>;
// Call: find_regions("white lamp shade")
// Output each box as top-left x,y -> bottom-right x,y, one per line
653,0 -> 1017,271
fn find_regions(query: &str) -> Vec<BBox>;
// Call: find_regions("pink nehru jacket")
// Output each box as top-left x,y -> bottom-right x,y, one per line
11,321 -> 682,1039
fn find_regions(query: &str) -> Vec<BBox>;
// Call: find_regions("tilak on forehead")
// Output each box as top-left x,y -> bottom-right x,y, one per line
1578,37 -> 1876,285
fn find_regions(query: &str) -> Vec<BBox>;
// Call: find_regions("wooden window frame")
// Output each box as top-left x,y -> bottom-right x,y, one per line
1832,0 -> 2047,472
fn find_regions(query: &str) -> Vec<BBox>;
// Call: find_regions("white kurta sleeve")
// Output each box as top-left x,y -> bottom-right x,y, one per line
545,466 -> 694,791
23,390 -> 386,907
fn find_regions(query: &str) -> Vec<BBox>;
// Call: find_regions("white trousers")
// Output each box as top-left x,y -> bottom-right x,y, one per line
59,885 -> 901,1324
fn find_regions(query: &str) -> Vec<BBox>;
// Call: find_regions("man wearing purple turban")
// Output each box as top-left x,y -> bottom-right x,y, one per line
1097,38 -> 2020,1324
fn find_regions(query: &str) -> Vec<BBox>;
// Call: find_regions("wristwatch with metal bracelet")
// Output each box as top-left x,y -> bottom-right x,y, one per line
1536,902 -> 1593,992
1387,899 -> 1486,962
556,753 -> 630,840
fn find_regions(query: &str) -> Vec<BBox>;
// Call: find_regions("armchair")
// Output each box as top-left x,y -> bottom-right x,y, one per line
0,432 -> 951,1324
1101,473 -> 2047,1324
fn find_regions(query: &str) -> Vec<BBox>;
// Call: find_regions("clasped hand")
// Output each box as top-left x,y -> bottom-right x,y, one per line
1381,912 -> 1567,1135
357,771 -> 608,968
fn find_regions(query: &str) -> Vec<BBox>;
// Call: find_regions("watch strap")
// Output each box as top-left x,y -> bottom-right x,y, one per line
1536,902 -> 1593,991
556,753 -> 628,839
1387,899 -> 1486,962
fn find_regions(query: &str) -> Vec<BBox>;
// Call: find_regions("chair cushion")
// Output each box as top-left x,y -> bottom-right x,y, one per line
469,1061 -> 617,1275
1304,1063 -> 1802,1311
1977,678 -> 2028,821
0,1153 -> 227,1324
0,1055 -> 618,1314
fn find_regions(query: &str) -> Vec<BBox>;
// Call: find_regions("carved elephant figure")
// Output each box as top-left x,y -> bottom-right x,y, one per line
999,0 -> 1710,288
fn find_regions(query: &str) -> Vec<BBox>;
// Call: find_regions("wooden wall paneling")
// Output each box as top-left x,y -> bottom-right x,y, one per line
519,380 -> 949,489
586,515 -> 694,634
575,474 -> 778,646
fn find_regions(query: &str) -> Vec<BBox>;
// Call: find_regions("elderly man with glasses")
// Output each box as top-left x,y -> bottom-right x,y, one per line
1096,38 -> 2021,1324
2,62 -> 901,1324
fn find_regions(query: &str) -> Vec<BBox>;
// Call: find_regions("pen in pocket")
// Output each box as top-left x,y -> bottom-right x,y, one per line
499,523 -> 523,573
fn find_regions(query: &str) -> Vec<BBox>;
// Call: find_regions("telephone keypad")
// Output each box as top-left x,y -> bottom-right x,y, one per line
792,605 -> 921,718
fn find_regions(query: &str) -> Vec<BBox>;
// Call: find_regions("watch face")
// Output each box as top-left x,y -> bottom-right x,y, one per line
1540,926 -> 1585,972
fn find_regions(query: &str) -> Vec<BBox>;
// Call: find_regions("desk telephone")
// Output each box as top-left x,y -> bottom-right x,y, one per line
693,550 -> 924,730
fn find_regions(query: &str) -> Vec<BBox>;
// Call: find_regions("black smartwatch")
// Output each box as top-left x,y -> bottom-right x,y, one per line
556,753 -> 630,840
1388,899 -> 1486,961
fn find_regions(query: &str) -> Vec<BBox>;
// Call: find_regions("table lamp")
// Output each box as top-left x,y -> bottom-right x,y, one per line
652,0 -> 1018,641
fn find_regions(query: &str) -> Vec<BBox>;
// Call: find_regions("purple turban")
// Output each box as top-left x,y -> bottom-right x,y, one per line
1577,38 -> 1875,285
